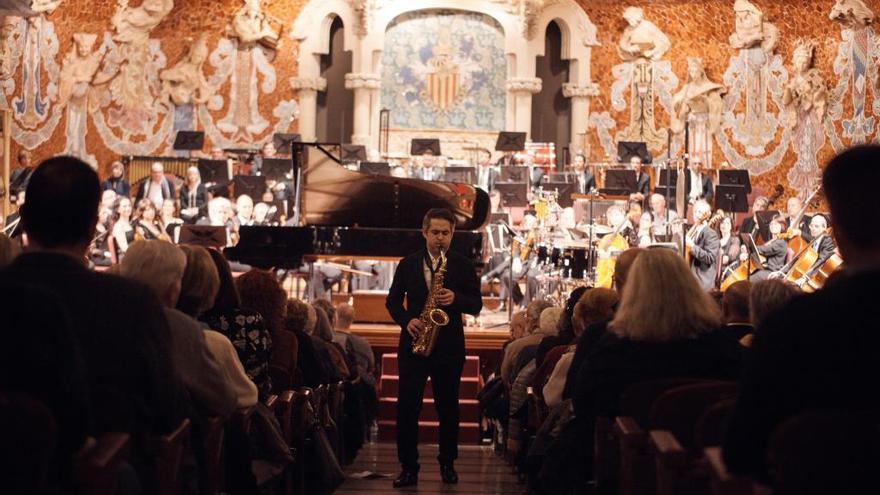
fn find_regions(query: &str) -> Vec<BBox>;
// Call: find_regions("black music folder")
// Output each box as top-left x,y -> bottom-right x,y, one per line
601,169 -> 637,195
261,158 -> 292,181
617,141 -> 650,163
178,225 -> 228,248
272,133 -> 301,154
233,175 -> 266,200
341,144 -> 367,162
495,132 -> 526,152
197,159 -> 230,184
173,131 -> 205,151
411,139 -> 441,156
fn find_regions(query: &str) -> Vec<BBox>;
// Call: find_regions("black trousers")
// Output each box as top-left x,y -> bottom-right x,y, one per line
396,350 -> 465,471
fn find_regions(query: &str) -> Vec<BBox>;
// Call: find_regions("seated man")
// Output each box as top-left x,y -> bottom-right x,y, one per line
792,214 -> 836,288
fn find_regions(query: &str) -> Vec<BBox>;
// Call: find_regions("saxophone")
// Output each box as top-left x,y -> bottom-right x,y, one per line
412,250 -> 450,357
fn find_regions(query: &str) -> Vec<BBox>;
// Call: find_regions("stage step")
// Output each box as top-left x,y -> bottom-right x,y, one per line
381,353 -> 480,376
378,398 -> 480,422
377,353 -> 483,444
377,420 -> 481,443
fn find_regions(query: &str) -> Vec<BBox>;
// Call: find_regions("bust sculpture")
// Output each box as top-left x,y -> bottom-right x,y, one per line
782,39 -> 827,128
227,0 -> 280,48
729,0 -> 779,53
618,7 -> 670,62
671,57 -> 726,134
829,0 -> 875,28
56,32 -> 104,109
159,34 -> 213,106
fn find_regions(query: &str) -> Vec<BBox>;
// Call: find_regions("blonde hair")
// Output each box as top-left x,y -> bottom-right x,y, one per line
611,249 -> 721,341
538,307 -> 564,335
749,279 -> 801,329
0,234 -> 20,268
119,240 -> 186,300
178,245 -> 220,316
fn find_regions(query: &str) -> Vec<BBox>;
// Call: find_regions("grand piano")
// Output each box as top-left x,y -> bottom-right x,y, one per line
225,144 -> 490,268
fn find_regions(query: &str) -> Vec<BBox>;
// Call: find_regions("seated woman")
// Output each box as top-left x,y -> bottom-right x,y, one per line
567,248 -> 743,487
133,199 -> 168,241
160,198 -> 184,241
110,196 -> 134,260
200,249 -> 273,400
176,245 -> 258,409
180,166 -> 208,223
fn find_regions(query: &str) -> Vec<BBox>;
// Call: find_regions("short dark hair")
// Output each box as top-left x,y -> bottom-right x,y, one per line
206,248 -> 241,314
21,156 -> 100,248
422,208 -> 456,230
823,145 -> 880,248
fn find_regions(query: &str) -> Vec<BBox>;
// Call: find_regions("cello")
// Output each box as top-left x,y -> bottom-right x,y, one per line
780,185 -> 822,253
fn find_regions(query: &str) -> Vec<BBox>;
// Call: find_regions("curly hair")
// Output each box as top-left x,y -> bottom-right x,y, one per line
235,269 -> 286,333
284,299 -> 312,334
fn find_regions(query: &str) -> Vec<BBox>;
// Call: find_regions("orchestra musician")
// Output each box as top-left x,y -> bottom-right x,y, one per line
740,196 -> 770,244
571,153 -> 596,194
686,200 -> 720,291
180,166 -> 207,223
649,193 -> 681,240
135,162 -> 176,207
792,214 -> 836,287
475,149 -> 499,192
631,156 -> 651,201
717,215 -> 741,281
782,196 -> 813,243
743,215 -> 788,281
635,211 -> 656,247
685,159 -> 714,205
496,150 -> 515,168
417,150 -> 445,182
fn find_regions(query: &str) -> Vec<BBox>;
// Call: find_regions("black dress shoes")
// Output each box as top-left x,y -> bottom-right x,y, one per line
440,464 -> 459,484
392,470 -> 418,488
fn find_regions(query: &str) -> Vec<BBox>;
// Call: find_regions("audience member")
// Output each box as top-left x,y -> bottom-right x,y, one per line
0,156 -> 189,472
177,245 -> 258,409
285,299 -> 333,387
0,233 -> 20,267
332,303 -> 376,382
201,248 -> 273,399
748,279 -> 801,331
120,240 -> 237,418
722,280 -> 753,341
534,287 -> 587,368
501,300 -> 554,384
313,305 -> 351,379
236,269 -> 295,389
721,146 -> 880,488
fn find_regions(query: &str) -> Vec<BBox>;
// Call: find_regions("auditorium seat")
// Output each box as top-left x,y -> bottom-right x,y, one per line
0,391 -> 57,493
704,447 -> 756,495
198,416 -> 226,495
648,382 -> 738,495
146,418 -> 191,495
72,432 -> 132,495
598,378 -> 708,494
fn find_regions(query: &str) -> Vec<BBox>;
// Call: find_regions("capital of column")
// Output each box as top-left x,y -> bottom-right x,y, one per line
344,72 -> 382,90
562,82 -> 600,98
289,77 -> 327,92
506,77 -> 542,94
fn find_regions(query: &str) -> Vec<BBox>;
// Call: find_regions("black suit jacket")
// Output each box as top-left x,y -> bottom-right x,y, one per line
723,268 -> 880,480
575,171 -> 597,194
805,234 -> 836,277
636,172 -> 651,197
0,253 -> 189,439
684,172 -> 714,204
386,249 -> 482,360
757,238 -> 788,271
690,226 -> 720,291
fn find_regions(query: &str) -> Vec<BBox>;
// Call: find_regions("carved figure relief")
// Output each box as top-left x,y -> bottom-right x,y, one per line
716,0 -> 789,175
784,39 -> 827,191
58,33 -> 105,164
227,0 -> 281,50
672,57 -> 725,168
613,7 -> 676,152
827,0 -> 877,149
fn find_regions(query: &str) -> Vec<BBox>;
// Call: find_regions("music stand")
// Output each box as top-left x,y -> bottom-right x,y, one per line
720,170 -> 752,194
359,162 -> 391,176
341,144 -> 367,163
617,141 -> 650,163
197,159 -> 230,184
548,172 -> 572,183
173,130 -> 205,151
541,181 -> 575,208
495,182 -> 528,207
444,166 -> 475,183
410,139 -> 441,156
715,184 -> 749,214
500,166 -> 529,183
262,158 -> 292,181
601,169 -> 637,196
178,225 -> 228,248
272,133 -> 300,154
233,175 -> 266,200
495,132 -> 526,152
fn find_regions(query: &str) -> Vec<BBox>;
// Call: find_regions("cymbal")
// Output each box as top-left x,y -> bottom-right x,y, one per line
578,224 -> 613,236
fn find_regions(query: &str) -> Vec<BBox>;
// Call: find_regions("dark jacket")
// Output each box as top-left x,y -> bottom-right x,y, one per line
0,252 -> 190,438
101,177 -> 131,197
723,269 -> 880,480
386,249 -> 482,360
690,225 -> 720,291
758,238 -> 788,272
684,172 -> 715,204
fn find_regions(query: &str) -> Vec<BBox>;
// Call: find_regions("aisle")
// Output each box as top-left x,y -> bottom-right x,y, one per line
335,442 -> 527,494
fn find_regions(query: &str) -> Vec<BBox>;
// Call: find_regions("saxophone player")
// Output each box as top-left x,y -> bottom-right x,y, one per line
385,208 -> 483,488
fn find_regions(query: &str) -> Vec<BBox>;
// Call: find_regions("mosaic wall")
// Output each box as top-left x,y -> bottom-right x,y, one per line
577,0 -> 880,200
380,9 -> 507,131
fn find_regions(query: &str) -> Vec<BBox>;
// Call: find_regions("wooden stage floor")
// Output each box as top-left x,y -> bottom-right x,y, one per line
335,442 -> 526,494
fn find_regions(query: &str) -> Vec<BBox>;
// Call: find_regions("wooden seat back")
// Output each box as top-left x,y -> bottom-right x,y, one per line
146,418 -> 191,495
649,381 -> 738,454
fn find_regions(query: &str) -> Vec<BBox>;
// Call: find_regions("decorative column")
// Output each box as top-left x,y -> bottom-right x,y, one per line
345,72 -> 381,146
289,77 -> 327,142
563,82 -> 601,153
506,77 -> 542,136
